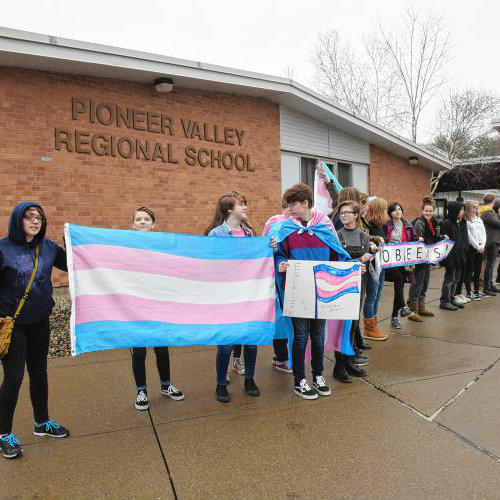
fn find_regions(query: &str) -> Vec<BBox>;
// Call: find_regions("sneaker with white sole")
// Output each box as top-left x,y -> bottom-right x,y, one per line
312,376 -> 331,396
0,433 -> 22,459
161,384 -> 185,401
231,358 -> 245,375
466,293 -> 481,301
274,361 -> 293,373
33,419 -> 70,438
391,317 -> 402,329
293,379 -> 318,400
135,390 -> 149,411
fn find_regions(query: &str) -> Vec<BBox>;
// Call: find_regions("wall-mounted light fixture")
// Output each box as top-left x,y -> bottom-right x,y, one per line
154,77 -> 174,93
408,156 -> 419,165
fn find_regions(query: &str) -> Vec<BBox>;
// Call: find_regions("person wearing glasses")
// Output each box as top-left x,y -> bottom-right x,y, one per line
0,202 -> 69,459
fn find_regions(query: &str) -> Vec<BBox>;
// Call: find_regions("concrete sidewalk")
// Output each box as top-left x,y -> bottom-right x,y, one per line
1,268 -> 499,500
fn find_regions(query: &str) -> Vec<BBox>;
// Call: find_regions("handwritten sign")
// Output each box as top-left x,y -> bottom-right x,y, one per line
283,260 -> 361,320
379,240 -> 454,269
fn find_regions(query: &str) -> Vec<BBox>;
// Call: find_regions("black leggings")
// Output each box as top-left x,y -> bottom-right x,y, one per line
390,268 -> 407,317
131,347 -> 170,389
0,320 -> 51,434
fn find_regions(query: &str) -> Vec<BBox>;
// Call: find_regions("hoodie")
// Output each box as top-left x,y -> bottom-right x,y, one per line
441,201 -> 468,267
0,201 -> 67,325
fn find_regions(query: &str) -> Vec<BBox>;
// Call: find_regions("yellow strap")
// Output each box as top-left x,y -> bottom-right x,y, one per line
13,245 -> 40,320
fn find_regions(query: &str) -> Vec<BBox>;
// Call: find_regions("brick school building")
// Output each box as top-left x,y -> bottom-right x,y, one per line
0,28 -> 450,286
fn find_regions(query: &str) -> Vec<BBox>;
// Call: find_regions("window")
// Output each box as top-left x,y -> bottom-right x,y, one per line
281,154 -> 301,194
337,162 -> 352,187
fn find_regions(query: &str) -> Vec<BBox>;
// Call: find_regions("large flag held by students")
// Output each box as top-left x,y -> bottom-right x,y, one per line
65,224 -> 276,355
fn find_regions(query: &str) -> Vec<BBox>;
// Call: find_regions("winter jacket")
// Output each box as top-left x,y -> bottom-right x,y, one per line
383,219 -> 418,243
0,201 -> 67,325
441,201 -> 468,267
413,216 -> 442,245
466,216 -> 487,251
208,222 -> 253,237
480,208 -> 500,247
361,219 -> 385,245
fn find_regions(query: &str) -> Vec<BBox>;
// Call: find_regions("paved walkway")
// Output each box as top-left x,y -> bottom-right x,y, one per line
1,268 -> 499,500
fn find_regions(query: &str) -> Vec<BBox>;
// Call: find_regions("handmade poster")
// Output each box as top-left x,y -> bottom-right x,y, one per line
283,260 -> 361,320
65,224 -> 276,355
379,240 -> 454,269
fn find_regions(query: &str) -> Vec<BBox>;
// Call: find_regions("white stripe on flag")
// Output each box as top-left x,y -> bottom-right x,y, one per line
73,268 -> 275,305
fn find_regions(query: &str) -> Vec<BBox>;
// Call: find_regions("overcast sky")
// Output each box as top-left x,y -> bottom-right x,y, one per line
2,0 -> 499,142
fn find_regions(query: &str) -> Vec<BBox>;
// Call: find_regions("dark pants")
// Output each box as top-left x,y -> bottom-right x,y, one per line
131,347 -> 170,390
232,345 -> 242,358
465,246 -> 483,295
484,243 -> 499,290
0,320 -> 50,434
291,318 -> 326,384
455,264 -> 468,296
440,265 -> 461,304
409,264 -> 431,302
273,338 -> 289,363
390,268 -> 406,317
216,345 -> 257,385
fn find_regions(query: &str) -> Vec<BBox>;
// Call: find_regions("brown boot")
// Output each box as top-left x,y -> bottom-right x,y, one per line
418,299 -> 435,317
407,300 -> 423,322
364,318 -> 388,341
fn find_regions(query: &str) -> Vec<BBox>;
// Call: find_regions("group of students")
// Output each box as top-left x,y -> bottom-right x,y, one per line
1,171 -> 499,459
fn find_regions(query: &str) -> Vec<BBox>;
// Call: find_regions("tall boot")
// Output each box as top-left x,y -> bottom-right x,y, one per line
418,299 -> 435,317
373,316 -> 389,339
407,300 -> 423,322
364,317 -> 388,341
354,322 -> 372,350
333,351 -> 352,383
345,355 -> 367,377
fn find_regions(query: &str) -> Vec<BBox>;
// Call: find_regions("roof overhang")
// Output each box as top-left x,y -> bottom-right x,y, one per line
0,27 -> 451,172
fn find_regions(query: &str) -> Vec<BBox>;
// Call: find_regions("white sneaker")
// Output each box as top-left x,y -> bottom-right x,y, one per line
135,390 -> 149,411
160,383 -> 185,401
231,358 -> 245,375
312,376 -> 331,397
293,379 -> 318,400
453,295 -> 467,305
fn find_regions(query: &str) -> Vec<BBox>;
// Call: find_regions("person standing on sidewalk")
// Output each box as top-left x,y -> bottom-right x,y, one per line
464,201 -> 486,300
480,195 -> 500,296
440,201 -> 468,311
0,202 -> 69,459
130,208 -> 185,412
408,196 -> 442,318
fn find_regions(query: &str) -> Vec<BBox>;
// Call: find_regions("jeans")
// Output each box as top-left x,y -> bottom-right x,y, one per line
440,265 -> 461,304
363,269 -> 385,319
273,339 -> 289,363
232,345 -> 242,358
484,243 -> 499,290
465,246 -> 482,295
132,347 -> 170,389
409,264 -> 431,302
216,345 -> 257,385
0,320 -> 50,434
291,318 -> 326,384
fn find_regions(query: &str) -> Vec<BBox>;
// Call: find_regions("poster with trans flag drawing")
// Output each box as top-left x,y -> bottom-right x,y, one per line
283,260 -> 361,320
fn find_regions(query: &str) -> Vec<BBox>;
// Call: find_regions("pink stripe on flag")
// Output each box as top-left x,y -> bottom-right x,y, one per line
72,245 -> 274,282
315,270 -> 359,286
305,320 -> 344,363
75,295 -> 275,325
316,282 -> 358,299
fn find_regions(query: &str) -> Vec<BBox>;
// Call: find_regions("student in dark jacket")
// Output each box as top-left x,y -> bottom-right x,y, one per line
480,195 -> 500,295
440,201 -> 468,311
0,202 -> 69,460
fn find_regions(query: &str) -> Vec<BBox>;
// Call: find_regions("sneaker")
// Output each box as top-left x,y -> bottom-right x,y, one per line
215,384 -> 231,403
244,378 -> 260,397
0,433 -> 22,459
33,419 -> 70,438
484,289 -> 497,297
391,317 -> 402,329
460,295 -> 471,303
274,361 -> 293,374
312,376 -> 331,396
476,291 -> 489,298
400,306 -> 412,317
467,293 -> 481,302
451,300 -> 465,309
453,295 -> 467,305
353,355 -> 369,367
294,379 -> 319,400
231,358 -> 245,375
161,383 -> 185,401
440,302 -> 458,311
135,390 -> 149,411
492,285 -> 500,293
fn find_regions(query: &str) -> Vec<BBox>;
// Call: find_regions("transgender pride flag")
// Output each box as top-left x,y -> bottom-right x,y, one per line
65,224 -> 276,355
313,264 -> 360,303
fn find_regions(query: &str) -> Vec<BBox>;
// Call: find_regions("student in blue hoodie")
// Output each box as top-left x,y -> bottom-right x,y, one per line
0,202 -> 69,459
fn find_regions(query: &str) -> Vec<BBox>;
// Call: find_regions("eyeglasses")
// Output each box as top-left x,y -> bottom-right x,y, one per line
339,211 -> 355,216
24,215 -> 44,223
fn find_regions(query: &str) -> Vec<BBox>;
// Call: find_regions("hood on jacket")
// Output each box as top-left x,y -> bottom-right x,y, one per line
8,201 -> 47,246
445,201 -> 464,223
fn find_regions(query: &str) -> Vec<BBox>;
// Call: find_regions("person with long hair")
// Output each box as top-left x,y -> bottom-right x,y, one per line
332,187 -> 362,230
384,202 -> 420,328
463,201 -> 486,301
408,196 -> 443,316
362,198 -> 389,341
130,208 -> 185,411
0,202 -> 69,459
205,192 -> 276,402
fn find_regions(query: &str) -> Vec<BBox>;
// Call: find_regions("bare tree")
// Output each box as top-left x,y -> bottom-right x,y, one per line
379,7 -> 452,141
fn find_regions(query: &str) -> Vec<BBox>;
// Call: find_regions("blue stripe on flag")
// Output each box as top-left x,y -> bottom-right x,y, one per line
316,286 -> 360,303
74,321 -> 275,354
313,264 -> 359,276
68,224 -> 272,260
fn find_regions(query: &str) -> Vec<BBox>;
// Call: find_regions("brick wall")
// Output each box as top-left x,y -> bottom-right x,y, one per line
0,68 -> 281,286
369,145 -> 431,220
